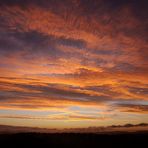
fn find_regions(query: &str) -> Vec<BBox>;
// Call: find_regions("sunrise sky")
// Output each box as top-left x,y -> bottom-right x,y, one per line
0,0 -> 147,128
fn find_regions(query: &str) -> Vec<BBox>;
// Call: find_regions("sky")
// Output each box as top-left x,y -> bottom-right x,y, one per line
0,0 -> 148,129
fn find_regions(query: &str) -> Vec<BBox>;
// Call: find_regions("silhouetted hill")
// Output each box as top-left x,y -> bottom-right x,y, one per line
0,132 -> 148,148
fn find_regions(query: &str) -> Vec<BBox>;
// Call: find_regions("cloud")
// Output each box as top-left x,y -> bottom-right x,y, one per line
0,79 -> 111,112
114,103 -> 148,114
0,114 -> 107,121
0,0 -> 148,127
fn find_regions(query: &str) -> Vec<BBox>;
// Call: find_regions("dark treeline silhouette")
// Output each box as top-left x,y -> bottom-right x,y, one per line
0,132 -> 148,148
0,123 -> 148,134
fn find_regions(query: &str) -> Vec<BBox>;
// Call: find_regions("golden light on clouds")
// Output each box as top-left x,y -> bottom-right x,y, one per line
0,0 -> 148,128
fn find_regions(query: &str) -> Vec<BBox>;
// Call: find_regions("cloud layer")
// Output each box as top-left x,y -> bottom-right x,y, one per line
0,0 -> 148,128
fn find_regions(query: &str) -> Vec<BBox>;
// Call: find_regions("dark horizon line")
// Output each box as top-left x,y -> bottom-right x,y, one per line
0,122 -> 148,130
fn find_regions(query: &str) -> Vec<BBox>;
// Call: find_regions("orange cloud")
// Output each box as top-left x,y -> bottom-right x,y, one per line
0,0 -> 147,127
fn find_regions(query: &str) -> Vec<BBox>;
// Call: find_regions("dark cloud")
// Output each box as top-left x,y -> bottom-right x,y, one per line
58,37 -> 86,48
128,87 -> 148,95
110,63 -> 140,72
115,103 -> 148,114
0,30 -> 87,61
84,85 -> 122,97
0,80 -> 112,104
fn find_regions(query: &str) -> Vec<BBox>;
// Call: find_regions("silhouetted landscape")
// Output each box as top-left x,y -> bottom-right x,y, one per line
0,124 -> 148,147
0,123 -> 148,133
0,132 -> 148,148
